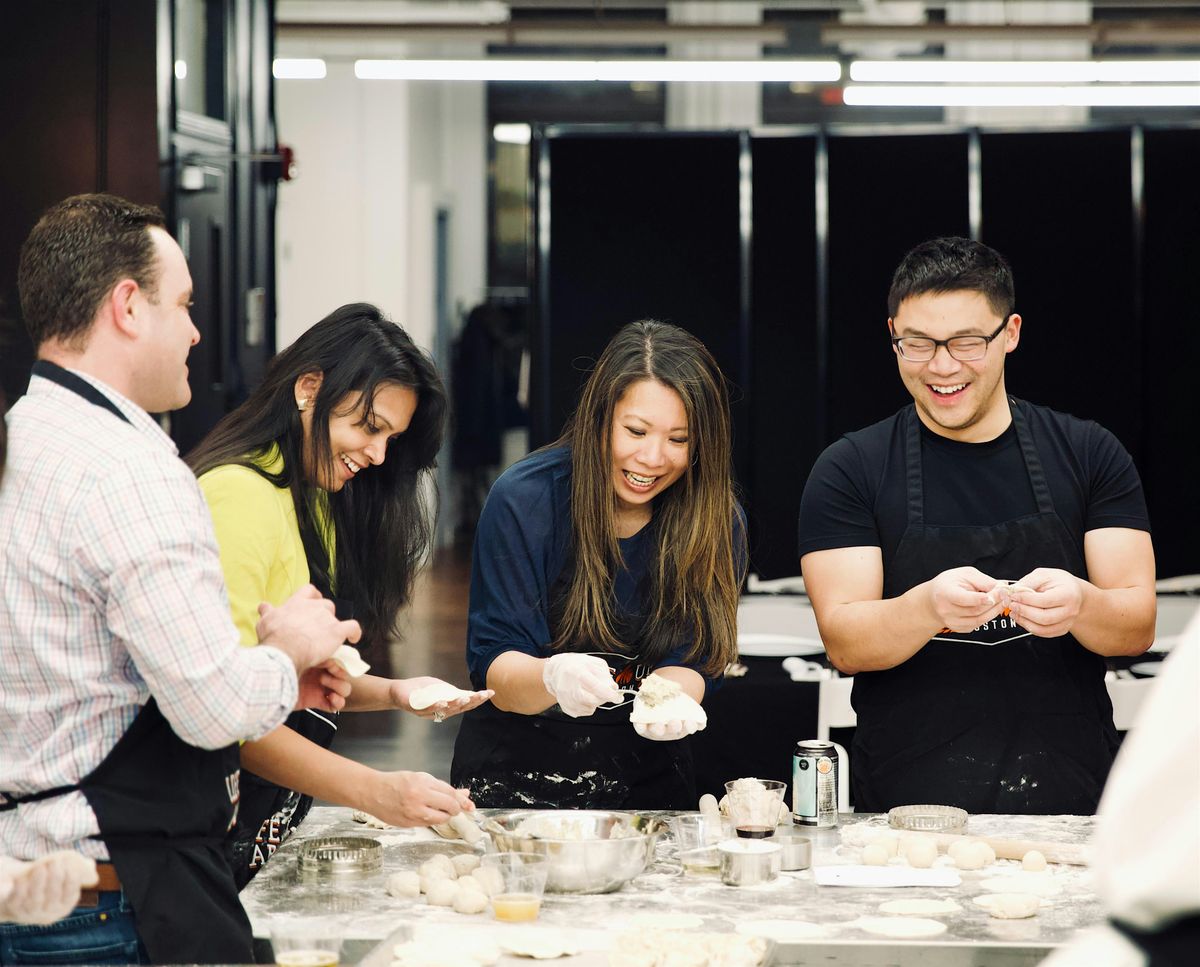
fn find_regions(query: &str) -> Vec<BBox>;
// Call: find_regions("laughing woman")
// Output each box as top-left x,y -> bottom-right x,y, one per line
188,304 -> 490,886
450,320 -> 745,810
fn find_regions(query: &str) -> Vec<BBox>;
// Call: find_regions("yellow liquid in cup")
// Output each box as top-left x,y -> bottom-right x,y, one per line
492,893 -> 541,922
275,950 -> 338,967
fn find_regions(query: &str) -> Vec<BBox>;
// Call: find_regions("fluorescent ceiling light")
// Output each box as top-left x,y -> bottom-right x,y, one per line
355,60 -> 841,83
844,85 -> 1200,107
174,60 -> 187,80
493,123 -> 532,146
850,60 -> 1200,84
273,58 -> 327,80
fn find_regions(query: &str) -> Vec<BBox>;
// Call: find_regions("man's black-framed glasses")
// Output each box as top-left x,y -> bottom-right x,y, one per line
891,316 -> 1011,362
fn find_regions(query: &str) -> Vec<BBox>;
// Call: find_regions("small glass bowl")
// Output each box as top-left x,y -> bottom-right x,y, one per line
887,804 -> 968,833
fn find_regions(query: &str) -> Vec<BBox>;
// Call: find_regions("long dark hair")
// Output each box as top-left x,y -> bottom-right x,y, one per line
187,303 -> 447,650
552,320 -> 744,676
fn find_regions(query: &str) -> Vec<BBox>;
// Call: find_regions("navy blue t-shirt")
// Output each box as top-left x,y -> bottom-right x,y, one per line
798,399 -> 1150,571
467,446 -> 740,693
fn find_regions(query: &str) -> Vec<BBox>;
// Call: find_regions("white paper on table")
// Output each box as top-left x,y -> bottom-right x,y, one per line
814,865 -> 962,888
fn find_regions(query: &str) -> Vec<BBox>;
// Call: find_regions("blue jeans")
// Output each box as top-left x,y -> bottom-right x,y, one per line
0,891 -> 148,965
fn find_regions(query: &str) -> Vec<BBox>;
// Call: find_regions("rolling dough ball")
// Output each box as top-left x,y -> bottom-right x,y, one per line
386,871 -> 421,898
452,884 -> 489,915
451,853 -> 482,876
1022,850 -> 1048,872
905,837 -> 938,869
975,892 -> 1040,919
425,877 -> 458,907
448,812 -> 484,846
861,843 -> 889,866
472,865 -> 504,897
418,854 -> 458,880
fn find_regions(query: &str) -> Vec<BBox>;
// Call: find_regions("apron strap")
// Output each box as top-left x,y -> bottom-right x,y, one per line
0,783 -> 81,812
1009,398 -> 1056,516
31,360 -> 132,425
903,406 -> 925,526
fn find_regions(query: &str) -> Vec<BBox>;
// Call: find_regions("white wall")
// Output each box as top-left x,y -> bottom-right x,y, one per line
274,63 -> 486,357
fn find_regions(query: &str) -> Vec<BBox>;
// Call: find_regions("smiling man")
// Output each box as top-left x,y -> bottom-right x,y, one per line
798,237 -> 1156,815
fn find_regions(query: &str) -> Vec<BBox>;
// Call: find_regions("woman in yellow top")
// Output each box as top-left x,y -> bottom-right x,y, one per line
187,303 -> 491,886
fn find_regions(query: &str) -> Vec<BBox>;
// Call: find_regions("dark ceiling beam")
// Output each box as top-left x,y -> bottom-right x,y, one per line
277,21 -> 790,45
822,20 -> 1200,46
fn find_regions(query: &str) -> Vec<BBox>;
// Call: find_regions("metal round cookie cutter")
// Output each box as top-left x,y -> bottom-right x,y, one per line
298,836 -> 383,877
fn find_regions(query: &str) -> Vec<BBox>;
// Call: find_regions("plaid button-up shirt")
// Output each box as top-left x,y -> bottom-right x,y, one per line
0,370 -> 297,860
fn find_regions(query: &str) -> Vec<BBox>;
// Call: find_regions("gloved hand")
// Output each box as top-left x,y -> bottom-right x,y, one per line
542,653 -> 621,717
633,715 -> 706,741
0,852 -> 98,925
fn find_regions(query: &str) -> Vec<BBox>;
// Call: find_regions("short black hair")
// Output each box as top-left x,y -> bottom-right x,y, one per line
18,193 -> 166,350
887,237 -> 1015,320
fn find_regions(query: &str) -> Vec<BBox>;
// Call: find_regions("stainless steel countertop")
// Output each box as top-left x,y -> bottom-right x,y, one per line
241,807 -> 1101,966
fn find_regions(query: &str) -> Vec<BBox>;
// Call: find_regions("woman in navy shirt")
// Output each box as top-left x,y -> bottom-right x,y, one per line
450,320 -> 746,809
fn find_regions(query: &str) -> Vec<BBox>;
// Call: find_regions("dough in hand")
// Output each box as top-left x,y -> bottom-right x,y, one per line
451,853 -> 481,876
425,877 -> 458,907
451,884 -> 489,915
331,644 -> 370,677
410,681 -> 475,710
386,871 -> 421,898
447,812 -> 484,845
1022,850 -> 1048,872
974,893 -> 1040,919
861,843 -> 889,866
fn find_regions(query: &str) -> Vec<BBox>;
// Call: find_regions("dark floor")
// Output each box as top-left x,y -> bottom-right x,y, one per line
333,550 -> 473,783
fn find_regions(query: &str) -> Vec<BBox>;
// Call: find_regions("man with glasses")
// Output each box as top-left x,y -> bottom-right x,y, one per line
798,237 -> 1155,815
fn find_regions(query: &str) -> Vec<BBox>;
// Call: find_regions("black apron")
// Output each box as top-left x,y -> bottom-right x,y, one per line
451,651 -> 696,810
851,400 -> 1118,815
2,361 -> 254,964
226,517 -> 352,889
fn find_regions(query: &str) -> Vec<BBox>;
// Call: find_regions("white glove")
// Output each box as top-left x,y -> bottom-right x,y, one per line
633,717 -> 706,741
542,653 -> 622,718
0,852 -> 98,925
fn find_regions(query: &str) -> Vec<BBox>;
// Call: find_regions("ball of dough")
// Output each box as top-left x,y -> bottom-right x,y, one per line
418,854 -> 457,880
425,877 -> 458,907
1022,850 -> 1047,872
386,871 -> 421,898
946,837 -> 975,863
471,865 -> 504,898
861,843 -> 889,866
905,837 -> 938,869
880,833 -> 901,859
452,884 -> 489,915
450,853 -> 481,876
975,892 -> 1040,919
954,842 -> 992,871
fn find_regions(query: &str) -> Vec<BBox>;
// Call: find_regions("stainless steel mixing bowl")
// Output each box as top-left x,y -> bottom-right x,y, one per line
484,810 -> 665,894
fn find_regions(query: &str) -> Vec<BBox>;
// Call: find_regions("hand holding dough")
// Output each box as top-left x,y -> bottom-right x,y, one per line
0,852 -> 98,925
409,681 -> 477,710
330,644 -> 370,677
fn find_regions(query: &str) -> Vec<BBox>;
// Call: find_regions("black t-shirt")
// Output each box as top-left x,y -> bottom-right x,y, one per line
798,399 -> 1150,570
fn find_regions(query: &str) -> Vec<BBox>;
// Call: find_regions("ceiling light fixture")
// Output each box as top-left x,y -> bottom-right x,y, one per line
273,58 -> 327,80
354,59 -> 841,83
843,85 -> 1200,107
850,60 -> 1200,84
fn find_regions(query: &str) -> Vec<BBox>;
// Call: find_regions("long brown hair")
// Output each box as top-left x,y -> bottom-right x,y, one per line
553,320 -> 744,676
187,304 -> 447,652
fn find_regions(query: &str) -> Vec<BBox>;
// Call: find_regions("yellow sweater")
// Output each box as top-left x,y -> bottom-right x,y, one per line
199,447 -> 332,646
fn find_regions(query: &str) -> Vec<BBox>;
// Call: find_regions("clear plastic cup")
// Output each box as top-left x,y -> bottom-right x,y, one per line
724,778 -> 787,838
270,918 -> 342,967
670,813 -> 727,872
481,852 -> 549,922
